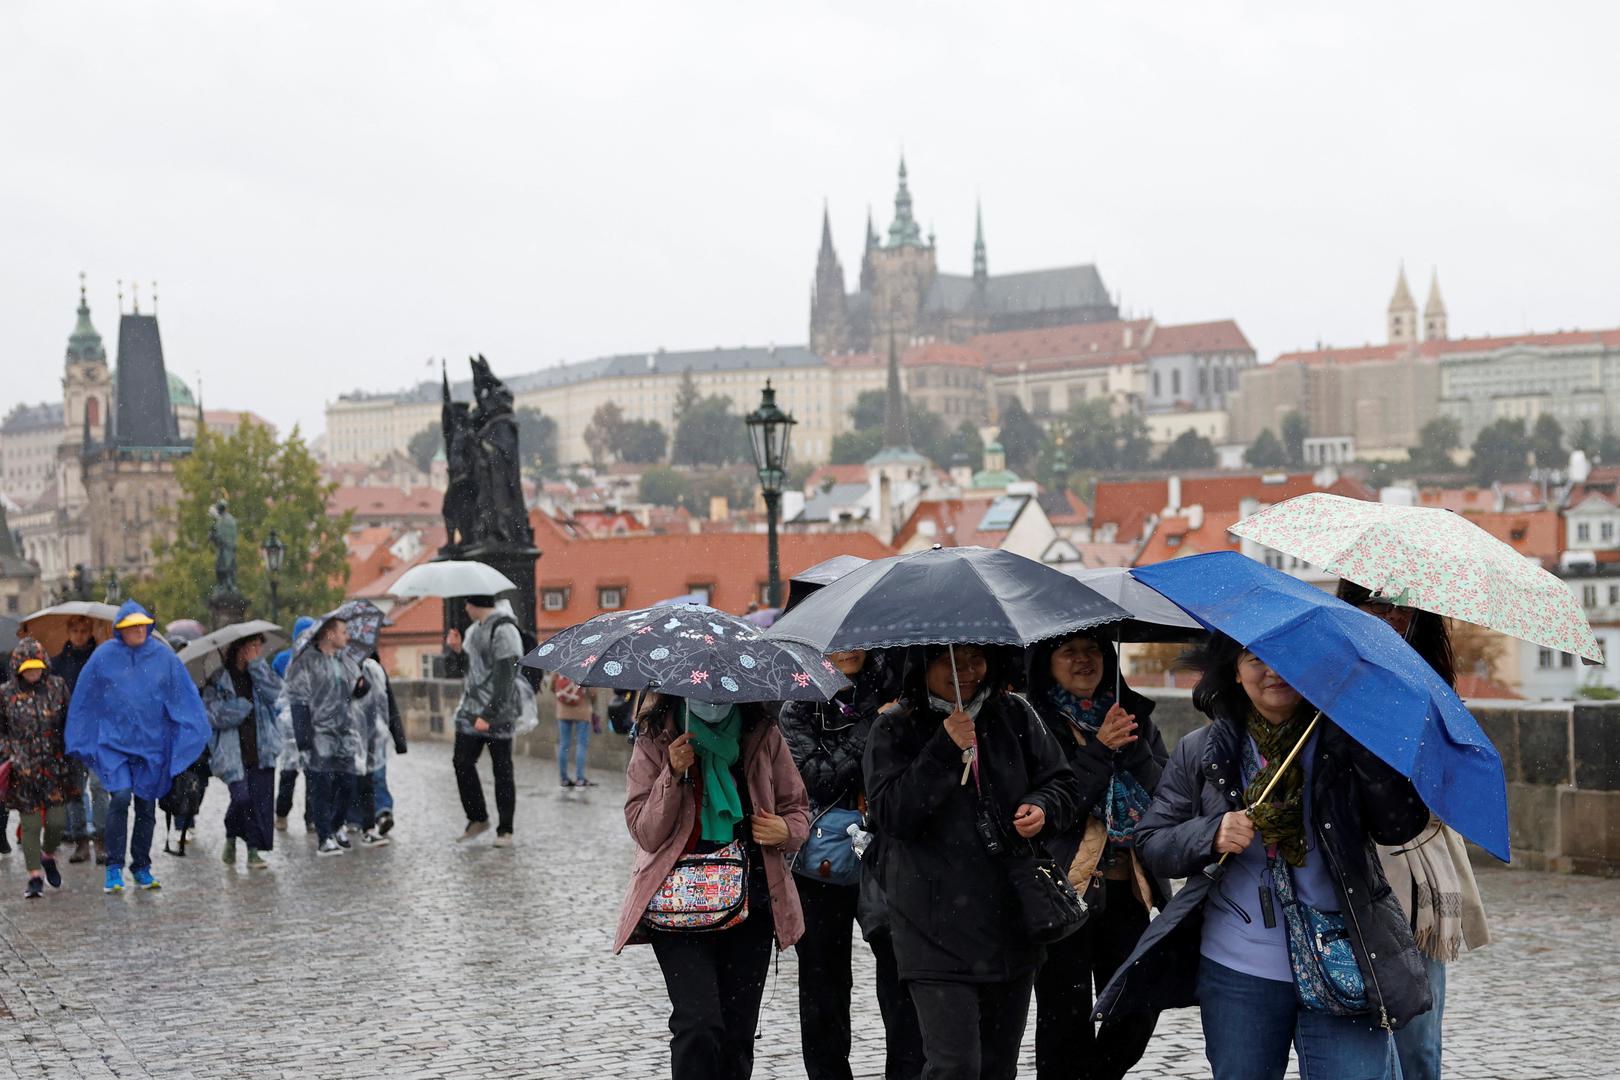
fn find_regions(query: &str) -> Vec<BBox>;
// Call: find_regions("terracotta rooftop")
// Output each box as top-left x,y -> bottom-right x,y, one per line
1134,510 -> 1243,566
892,496 -> 1035,552
1274,326 -> 1620,366
328,485 -> 443,520
1142,320 -> 1253,356
1093,472 -> 1375,542
1458,509 -> 1563,569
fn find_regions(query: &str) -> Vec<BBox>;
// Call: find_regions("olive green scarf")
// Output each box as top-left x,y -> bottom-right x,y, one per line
1243,706 -> 1315,867
684,703 -> 743,843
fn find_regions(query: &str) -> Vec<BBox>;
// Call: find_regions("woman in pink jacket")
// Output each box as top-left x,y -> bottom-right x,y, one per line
615,693 -> 810,1080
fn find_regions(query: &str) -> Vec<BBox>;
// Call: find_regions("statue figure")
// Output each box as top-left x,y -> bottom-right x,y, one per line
441,367 -> 479,550
208,500 -> 239,594
467,354 -> 531,546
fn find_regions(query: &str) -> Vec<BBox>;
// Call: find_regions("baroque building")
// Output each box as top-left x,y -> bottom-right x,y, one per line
810,159 -> 1119,356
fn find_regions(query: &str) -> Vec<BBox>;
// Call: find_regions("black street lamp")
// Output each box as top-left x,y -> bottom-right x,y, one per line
261,529 -> 286,626
745,380 -> 796,608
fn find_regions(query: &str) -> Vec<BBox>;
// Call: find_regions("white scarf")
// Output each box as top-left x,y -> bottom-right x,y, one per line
928,685 -> 990,720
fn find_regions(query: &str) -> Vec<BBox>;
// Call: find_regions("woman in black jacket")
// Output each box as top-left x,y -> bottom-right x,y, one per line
1026,630 -> 1168,1080
780,648 -> 921,1080
865,643 -> 1082,1080
1094,633 -> 1432,1080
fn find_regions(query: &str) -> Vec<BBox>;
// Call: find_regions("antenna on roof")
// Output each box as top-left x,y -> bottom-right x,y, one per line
152,281 -> 159,316
116,278 -> 124,313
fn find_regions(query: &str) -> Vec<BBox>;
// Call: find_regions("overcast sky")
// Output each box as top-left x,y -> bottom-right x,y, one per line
4,3 -> 1617,440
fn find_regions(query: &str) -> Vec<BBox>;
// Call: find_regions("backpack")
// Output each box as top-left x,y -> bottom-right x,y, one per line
553,674 -> 586,708
488,613 -> 544,691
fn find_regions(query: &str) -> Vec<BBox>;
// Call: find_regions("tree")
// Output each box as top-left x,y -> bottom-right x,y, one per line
996,399 -> 1045,471
1245,428 -> 1287,468
1408,416 -> 1462,474
1530,413 -> 1565,470
672,395 -> 749,467
614,418 -> 667,464
1157,429 -> 1217,470
406,424 -> 440,472
1572,419 -> 1599,456
1281,412 -> 1309,468
848,390 -> 889,433
672,369 -> 701,429
583,402 -> 626,467
149,421 -> 350,626
638,465 -> 693,508
514,406 -> 559,475
1470,418 -> 1530,485
942,420 -> 985,472
829,428 -> 884,465
1602,426 -> 1620,465
1053,399 -> 1152,475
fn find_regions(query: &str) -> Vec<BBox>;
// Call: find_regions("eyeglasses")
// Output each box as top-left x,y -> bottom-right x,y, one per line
1360,600 -> 1411,618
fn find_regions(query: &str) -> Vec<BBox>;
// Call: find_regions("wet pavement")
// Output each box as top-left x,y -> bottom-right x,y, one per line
0,741 -> 1615,1078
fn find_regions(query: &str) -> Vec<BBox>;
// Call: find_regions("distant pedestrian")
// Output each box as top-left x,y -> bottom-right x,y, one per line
343,655 -> 395,847
1,639 -> 79,900
444,595 -> 526,846
64,601 -> 211,894
202,633 -> 284,870
284,614 -> 366,857
615,692 -> 810,1080
551,672 -> 599,788
273,615 -> 316,834
50,615 -> 105,865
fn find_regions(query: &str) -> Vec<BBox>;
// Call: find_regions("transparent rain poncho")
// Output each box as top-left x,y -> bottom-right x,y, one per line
283,645 -> 366,775
454,599 -> 538,739
355,657 -> 392,774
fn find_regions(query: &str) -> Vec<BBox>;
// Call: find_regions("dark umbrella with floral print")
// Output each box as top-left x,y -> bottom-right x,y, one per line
520,603 -> 848,704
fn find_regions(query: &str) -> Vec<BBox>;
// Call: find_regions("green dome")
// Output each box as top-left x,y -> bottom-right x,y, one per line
167,372 -> 195,408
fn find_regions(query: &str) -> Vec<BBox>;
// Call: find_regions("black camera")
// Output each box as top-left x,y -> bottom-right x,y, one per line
975,807 -> 1005,857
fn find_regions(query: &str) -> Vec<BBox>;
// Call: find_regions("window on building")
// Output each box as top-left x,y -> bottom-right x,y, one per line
1152,373 -> 1161,397
687,584 -> 713,604
1198,369 -> 1208,396
598,587 -> 624,610
1561,652 -> 1575,668
1577,523 -> 1591,542
1584,585 -> 1598,608
541,588 -> 567,611
758,582 -> 773,606
1603,521 -> 1616,542
1032,389 -> 1050,415
1171,371 -> 1182,397
1538,648 -> 1554,669
1610,585 -> 1619,605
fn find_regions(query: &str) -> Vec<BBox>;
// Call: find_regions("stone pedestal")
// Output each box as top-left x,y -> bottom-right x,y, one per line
206,587 -> 248,631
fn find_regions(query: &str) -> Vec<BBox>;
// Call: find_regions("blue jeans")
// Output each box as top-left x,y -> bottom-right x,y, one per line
1393,954 -> 1444,1080
372,767 -> 393,814
346,767 -> 393,830
1198,957 -> 1401,1080
104,789 -> 156,872
558,719 -> 590,782
66,772 -> 110,840
305,771 -> 356,842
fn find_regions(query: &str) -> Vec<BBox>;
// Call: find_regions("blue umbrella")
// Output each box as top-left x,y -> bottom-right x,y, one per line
1131,551 -> 1509,862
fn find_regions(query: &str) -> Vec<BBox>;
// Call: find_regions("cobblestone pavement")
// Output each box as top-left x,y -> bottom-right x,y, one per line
0,743 -> 1615,1079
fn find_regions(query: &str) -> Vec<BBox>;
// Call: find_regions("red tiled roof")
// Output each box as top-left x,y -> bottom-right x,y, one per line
1458,509 -> 1563,568
1142,320 -> 1253,356
328,485 -> 442,519
1046,489 -> 1090,526
1275,326 -> 1620,366
381,596 -> 445,641
1067,541 -> 1140,568
348,526 -> 447,599
973,320 -> 1154,373
1134,511 -> 1242,566
1417,487 -> 1498,513
1093,472 -> 1375,540
892,497 -> 1028,552
804,464 -> 870,491
1456,672 -> 1522,701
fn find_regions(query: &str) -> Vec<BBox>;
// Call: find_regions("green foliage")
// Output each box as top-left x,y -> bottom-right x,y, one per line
583,401 -> 625,466
1050,399 -> 1152,475
673,369 -> 701,424
1530,413 -> 1565,469
149,421 -> 350,627
1245,428 -> 1287,469
1408,417 -> 1462,475
1470,418 -> 1531,485
1157,429 -> 1217,471
672,395 -> 749,467
406,425 -> 440,472
515,406 -> 559,475
1281,412 -> 1309,468
848,390 -> 889,433
638,465 -> 692,508
942,420 -> 985,472
1577,684 -> 1620,701
996,399 -> 1046,471
616,419 -> 667,464
829,428 -> 884,465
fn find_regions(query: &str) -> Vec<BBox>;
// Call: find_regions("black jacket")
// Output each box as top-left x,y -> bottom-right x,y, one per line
865,685 -> 1082,983
779,651 -> 896,812
1093,706 -> 1433,1029
51,642 -> 96,695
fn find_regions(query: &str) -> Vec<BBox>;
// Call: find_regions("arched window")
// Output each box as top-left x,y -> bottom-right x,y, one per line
86,397 -> 100,429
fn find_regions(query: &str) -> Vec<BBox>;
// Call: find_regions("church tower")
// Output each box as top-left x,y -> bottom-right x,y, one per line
59,274 -> 111,515
1387,264 -> 1418,346
809,202 -> 850,355
870,157 -> 938,345
1423,270 -> 1448,341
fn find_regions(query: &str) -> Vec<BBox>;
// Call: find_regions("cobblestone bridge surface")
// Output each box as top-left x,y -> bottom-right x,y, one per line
0,742 -> 1615,1078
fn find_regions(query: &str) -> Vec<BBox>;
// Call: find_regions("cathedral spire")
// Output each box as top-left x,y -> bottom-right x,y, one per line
810,200 -> 849,355
1423,269 -> 1448,341
1387,262 -> 1418,345
973,200 -> 988,282
884,327 -> 907,448
859,206 -> 879,293
818,200 -> 837,262
887,156 -> 923,248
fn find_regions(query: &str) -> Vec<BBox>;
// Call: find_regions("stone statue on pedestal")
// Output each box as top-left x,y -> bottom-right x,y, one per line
208,500 -> 239,594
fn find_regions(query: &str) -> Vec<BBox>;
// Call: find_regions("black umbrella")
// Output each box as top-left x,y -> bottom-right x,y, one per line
767,545 -> 1130,654
783,554 -> 871,613
521,603 -> 848,704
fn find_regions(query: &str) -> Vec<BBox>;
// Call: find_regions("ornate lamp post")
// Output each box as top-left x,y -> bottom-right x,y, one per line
745,381 -> 796,608
261,529 -> 286,626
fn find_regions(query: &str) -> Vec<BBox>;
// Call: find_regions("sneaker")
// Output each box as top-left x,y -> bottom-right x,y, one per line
0,832 -> 10,854
335,832 -> 352,850
359,830 -> 391,848
42,856 -> 61,889
69,838 -> 91,864
305,821 -> 317,834
492,832 -> 514,848
222,838 -> 238,865
316,838 -> 344,857
575,777 -> 597,788
458,821 -> 491,843
560,778 -> 575,789
246,850 -> 269,870
132,868 -> 160,890
25,877 -> 44,899
376,811 -> 395,836
104,868 -> 125,893
94,841 -> 107,867
274,816 -> 288,832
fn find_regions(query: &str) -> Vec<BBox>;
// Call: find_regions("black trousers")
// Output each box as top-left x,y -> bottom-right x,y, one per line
275,768 -> 308,823
452,731 -> 514,833
795,876 -> 925,1080
649,907 -> 774,1080
1033,878 -> 1159,1080
909,975 -> 1033,1080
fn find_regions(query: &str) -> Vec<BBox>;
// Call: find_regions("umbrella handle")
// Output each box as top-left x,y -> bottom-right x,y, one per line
1203,711 -> 1323,880
948,643 -> 963,712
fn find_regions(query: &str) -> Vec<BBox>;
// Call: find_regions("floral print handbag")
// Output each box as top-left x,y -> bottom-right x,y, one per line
643,840 -> 750,932
1269,851 -> 1369,1016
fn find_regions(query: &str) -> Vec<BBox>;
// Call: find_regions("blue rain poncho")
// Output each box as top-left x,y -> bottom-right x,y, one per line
64,601 -> 211,801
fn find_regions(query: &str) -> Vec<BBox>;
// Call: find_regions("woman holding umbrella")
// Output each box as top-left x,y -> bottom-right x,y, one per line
864,643 -> 1081,1080
1026,630 -> 1168,1080
201,632 -> 284,869
283,614 -> 364,857
1098,632 -> 1432,1079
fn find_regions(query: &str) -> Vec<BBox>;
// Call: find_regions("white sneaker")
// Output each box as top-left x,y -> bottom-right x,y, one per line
316,838 -> 345,857
359,830 -> 391,848
492,832 -> 514,848
458,821 -> 491,843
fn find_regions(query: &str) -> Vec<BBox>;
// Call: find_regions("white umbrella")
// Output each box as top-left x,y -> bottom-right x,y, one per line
391,560 -> 518,599
178,620 -> 290,687
19,601 -> 121,655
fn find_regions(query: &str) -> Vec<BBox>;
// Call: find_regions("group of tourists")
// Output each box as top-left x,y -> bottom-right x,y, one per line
615,585 -> 1489,1080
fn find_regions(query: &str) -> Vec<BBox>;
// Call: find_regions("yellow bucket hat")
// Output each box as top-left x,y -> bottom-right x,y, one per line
17,658 -> 47,673
114,612 -> 156,629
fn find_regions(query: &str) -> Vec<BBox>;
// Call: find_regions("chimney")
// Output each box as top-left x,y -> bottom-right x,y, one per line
877,473 -> 894,542
1166,475 -> 1182,514
1186,504 -> 1204,530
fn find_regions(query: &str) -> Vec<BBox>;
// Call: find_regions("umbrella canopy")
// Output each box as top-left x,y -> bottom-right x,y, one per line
391,560 -> 518,599
768,545 -> 1129,652
521,603 -> 848,704
742,607 -> 780,627
1057,566 -> 1206,642
292,599 -> 385,666
19,601 -> 120,655
1131,551 -> 1510,861
1231,492 -> 1604,664
177,620 -> 290,687
784,554 -> 870,614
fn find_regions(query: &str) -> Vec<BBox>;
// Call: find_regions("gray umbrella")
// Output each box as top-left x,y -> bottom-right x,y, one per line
177,620 -> 290,688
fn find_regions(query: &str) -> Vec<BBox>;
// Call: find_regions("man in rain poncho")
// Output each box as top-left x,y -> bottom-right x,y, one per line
444,595 -> 529,845
65,601 -> 211,893
271,615 -> 316,832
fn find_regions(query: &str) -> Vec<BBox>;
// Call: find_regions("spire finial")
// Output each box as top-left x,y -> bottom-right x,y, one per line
131,280 -> 141,315
78,270 -> 87,306
152,280 -> 159,315
973,199 -> 988,281
116,278 -> 124,313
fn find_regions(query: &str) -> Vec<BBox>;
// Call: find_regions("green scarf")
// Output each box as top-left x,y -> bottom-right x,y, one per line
685,703 -> 744,843
1243,706 -> 1314,867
